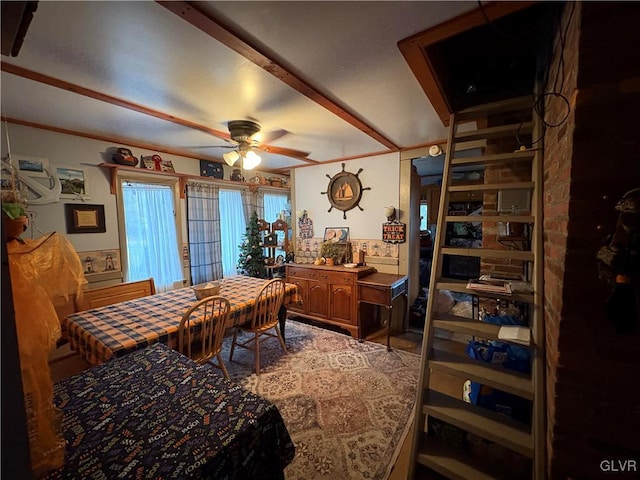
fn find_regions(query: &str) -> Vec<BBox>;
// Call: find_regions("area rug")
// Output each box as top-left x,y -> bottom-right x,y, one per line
218,320 -> 420,480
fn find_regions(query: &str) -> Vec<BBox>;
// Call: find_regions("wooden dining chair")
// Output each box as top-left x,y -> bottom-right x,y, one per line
75,278 -> 156,311
178,295 -> 231,379
229,278 -> 287,374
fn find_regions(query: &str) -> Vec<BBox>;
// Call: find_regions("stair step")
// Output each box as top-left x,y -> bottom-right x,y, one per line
441,247 -> 534,261
423,390 -> 534,458
444,215 -> 534,223
432,314 -> 531,347
454,122 -> 533,142
416,435 -> 512,480
448,181 -> 534,193
435,278 -> 534,303
451,149 -> 535,167
429,348 -> 533,400
455,96 -> 532,122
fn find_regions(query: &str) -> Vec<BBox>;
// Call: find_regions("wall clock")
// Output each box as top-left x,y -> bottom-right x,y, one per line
321,163 -> 371,219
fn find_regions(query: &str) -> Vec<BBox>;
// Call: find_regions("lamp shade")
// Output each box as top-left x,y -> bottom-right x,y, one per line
384,206 -> 396,220
223,150 -> 240,166
243,150 -> 261,170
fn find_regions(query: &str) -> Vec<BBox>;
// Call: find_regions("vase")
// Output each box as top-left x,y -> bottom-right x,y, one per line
325,258 -> 334,266
4,215 -> 28,240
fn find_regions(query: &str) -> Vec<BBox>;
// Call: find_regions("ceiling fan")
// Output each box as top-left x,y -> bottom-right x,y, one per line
221,120 -> 266,169
201,120 -> 310,169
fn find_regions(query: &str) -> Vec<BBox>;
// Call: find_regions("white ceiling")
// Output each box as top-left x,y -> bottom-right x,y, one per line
1,1 -> 478,173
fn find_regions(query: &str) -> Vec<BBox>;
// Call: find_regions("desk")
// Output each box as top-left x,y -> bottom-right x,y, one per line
65,276 -> 300,365
357,273 -> 408,351
43,343 -> 294,479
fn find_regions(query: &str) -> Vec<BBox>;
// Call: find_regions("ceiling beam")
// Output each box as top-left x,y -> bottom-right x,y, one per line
1,62 -> 316,164
157,1 -> 399,151
2,116 -> 223,164
1,61 -> 231,140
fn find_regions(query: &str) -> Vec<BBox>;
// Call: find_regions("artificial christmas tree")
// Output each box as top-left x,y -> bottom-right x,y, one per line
237,211 -> 267,278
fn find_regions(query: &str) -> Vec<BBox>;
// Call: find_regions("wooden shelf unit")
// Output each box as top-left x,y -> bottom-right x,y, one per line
408,96 -> 545,480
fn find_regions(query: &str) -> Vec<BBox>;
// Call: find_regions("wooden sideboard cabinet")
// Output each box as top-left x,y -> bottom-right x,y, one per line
286,264 -> 375,339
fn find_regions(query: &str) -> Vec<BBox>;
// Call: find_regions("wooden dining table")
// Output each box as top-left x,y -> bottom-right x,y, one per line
64,276 -> 300,365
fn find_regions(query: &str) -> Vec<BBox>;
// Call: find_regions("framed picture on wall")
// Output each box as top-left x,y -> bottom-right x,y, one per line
323,227 -> 349,243
64,204 -> 106,234
15,154 -> 50,178
57,165 -> 90,199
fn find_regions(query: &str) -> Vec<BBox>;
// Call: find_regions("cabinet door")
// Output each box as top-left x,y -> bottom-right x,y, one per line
330,284 -> 353,324
287,278 -> 307,314
308,281 -> 329,319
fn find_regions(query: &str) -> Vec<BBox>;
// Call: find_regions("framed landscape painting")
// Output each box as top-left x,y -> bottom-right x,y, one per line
57,166 -> 90,199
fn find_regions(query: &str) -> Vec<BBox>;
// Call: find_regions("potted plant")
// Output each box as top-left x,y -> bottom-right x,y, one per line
320,241 -> 348,266
1,171 -> 28,241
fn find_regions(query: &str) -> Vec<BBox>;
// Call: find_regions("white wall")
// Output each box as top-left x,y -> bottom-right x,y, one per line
1,123 -> 286,258
1,123 -> 199,252
293,152 -> 400,240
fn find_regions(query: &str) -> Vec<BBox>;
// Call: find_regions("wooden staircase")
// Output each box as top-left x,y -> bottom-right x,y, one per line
408,96 -> 545,479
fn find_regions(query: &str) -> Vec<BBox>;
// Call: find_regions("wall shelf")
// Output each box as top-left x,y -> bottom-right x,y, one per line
98,164 -> 290,199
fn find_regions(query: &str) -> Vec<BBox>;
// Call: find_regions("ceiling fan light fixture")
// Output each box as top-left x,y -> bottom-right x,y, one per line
223,150 -> 240,166
243,150 -> 261,170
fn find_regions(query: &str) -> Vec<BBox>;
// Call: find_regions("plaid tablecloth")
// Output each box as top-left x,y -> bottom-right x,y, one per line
65,276 -> 300,365
43,343 -> 294,479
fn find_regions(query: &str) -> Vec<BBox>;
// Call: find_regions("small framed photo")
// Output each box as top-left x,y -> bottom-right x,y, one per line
15,154 -> 50,178
64,204 -> 106,234
57,165 -> 90,199
323,227 -> 349,243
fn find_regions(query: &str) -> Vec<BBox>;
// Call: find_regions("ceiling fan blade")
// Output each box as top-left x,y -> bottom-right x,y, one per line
258,144 -> 310,159
259,129 -> 289,144
184,145 -> 235,150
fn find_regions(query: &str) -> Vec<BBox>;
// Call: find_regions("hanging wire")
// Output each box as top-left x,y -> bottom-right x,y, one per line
509,2 -> 576,149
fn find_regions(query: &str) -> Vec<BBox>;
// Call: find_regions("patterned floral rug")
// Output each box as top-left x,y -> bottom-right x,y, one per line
218,320 -> 420,480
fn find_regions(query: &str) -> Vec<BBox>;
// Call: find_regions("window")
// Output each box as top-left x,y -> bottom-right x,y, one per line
420,202 -> 428,231
263,193 -> 288,223
120,180 -> 183,292
219,189 -> 246,276
263,192 -> 289,257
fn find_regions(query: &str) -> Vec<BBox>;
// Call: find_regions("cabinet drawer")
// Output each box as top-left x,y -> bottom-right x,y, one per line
287,267 -> 317,280
287,266 -> 355,285
359,284 -> 390,305
323,271 -> 354,285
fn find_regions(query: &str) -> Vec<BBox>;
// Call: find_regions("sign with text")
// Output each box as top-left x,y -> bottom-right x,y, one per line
382,221 -> 406,244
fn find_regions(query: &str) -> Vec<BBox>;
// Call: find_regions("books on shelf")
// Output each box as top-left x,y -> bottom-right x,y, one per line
466,278 -> 512,295
498,325 -> 531,346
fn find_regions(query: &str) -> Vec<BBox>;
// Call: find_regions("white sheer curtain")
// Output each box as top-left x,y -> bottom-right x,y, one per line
264,193 -> 288,223
219,189 -> 247,276
186,182 -> 223,284
122,182 -> 183,292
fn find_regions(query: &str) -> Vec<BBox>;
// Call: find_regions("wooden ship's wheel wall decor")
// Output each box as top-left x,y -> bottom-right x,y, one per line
321,163 -> 371,219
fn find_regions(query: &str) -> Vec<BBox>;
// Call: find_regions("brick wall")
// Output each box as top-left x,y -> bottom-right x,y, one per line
481,159 -> 531,278
544,3 -> 640,479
